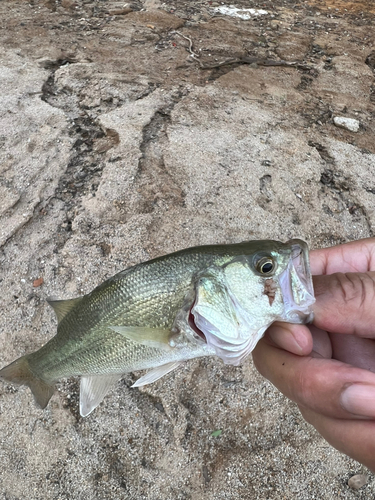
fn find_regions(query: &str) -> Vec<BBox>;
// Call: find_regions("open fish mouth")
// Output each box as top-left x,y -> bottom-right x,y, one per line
278,239 -> 315,323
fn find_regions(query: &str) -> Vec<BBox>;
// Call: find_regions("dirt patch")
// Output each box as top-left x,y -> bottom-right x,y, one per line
309,0 -> 375,14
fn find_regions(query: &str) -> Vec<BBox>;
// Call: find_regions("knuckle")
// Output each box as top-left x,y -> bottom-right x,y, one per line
333,272 -> 360,303
292,359 -> 334,413
331,272 -> 375,310
292,358 -> 316,406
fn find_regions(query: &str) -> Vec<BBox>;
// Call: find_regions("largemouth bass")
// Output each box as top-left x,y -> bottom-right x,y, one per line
0,239 -> 315,416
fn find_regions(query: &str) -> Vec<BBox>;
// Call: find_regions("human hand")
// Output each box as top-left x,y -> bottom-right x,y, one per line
252,238 -> 375,471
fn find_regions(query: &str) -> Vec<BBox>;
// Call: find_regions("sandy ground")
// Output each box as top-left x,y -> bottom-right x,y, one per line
0,0 -> 375,498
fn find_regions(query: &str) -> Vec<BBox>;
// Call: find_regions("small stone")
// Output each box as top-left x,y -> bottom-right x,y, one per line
348,474 -> 368,490
33,277 -> 44,288
333,116 -> 360,132
109,7 -> 132,15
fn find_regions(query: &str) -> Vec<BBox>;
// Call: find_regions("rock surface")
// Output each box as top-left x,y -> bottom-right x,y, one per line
0,0 -> 375,499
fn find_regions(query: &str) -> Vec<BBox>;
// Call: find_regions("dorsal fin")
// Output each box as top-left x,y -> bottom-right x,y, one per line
47,297 -> 83,323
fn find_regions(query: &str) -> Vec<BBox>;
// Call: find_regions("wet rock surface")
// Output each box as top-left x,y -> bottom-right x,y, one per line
0,0 -> 374,498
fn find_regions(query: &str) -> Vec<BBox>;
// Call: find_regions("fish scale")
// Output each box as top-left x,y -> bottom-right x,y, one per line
25,250 -> 230,380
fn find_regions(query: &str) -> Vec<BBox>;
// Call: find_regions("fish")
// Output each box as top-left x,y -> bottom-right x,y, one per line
0,239 -> 315,417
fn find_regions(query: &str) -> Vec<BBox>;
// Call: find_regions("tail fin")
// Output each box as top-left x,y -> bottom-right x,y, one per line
0,356 -> 54,409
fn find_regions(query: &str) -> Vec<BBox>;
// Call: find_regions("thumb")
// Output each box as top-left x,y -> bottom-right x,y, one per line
313,272 -> 375,338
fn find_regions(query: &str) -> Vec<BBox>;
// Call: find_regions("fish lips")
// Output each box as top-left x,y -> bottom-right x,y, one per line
278,239 -> 315,323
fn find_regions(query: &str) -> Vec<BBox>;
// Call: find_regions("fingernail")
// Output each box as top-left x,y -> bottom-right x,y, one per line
341,384 -> 375,417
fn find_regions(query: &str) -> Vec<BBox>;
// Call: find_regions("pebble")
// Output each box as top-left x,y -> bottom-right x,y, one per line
333,116 -> 360,132
33,277 -> 44,288
348,474 -> 368,490
108,7 -> 132,15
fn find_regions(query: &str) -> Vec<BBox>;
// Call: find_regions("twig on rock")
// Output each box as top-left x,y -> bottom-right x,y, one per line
171,30 -> 313,71
173,31 -> 200,62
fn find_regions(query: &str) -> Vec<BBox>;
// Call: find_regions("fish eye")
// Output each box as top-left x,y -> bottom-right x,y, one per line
255,257 -> 276,275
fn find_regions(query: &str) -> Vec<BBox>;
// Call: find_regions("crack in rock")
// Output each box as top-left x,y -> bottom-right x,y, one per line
308,141 -> 335,164
133,92 -> 187,213
40,60 -> 121,247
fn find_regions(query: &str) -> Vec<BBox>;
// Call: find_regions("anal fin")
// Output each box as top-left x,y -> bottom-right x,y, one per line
80,373 -> 122,417
132,361 -> 182,388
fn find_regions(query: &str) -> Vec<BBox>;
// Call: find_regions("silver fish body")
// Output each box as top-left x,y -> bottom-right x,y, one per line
0,239 -> 315,416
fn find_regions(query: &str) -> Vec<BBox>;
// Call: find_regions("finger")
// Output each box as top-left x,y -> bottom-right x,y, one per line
252,337 -> 375,420
266,324 -> 331,358
310,238 -> 375,275
310,325 -> 332,359
265,323 -> 313,356
299,406 -> 375,473
330,333 -> 375,373
313,272 -> 375,337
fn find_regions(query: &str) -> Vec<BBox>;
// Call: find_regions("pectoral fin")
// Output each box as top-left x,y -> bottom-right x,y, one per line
80,373 -> 122,417
132,361 -> 182,388
109,326 -> 172,350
